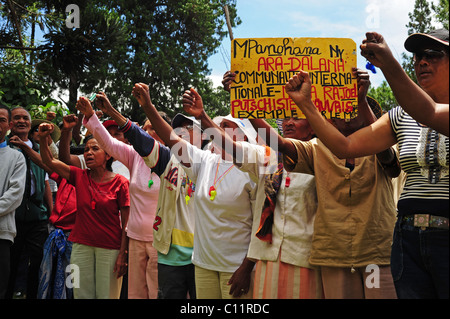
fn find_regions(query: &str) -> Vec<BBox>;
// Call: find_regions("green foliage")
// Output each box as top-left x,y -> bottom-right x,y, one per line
406,0 -> 433,35
91,0 -> 240,124
401,0 -> 449,83
20,0 -> 241,125
37,1 -> 129,111
378,0 -> 448,109
0,62 -> 66,122
368,81 -> 398,112
431,0 -> 449,30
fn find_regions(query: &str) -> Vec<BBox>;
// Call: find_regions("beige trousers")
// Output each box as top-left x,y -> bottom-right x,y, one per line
195,266 -> 254,299
71,243 -> 122,299
127,238 -> 159,299
321,265 -> 397,299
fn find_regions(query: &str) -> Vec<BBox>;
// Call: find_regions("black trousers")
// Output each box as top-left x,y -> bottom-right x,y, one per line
157,263 -> 196,299
6,220 -> 48,299
0,239 -> 12,299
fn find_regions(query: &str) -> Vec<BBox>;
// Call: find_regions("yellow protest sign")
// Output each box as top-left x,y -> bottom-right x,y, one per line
230,37 -> 358,119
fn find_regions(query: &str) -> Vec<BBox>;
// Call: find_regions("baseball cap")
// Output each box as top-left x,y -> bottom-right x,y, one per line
213,114 -> 257,145
102,120 -> 119,130
405,28 -> 449,53
171,113 -> 202,131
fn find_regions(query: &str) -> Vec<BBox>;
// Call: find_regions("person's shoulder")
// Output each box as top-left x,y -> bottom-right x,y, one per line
2,146 -> 25,161
113,173 -> 130,184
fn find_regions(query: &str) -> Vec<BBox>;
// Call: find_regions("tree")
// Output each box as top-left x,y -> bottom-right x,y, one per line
0,1 -> 66,121
2,1 -> 241,122
92,0 -> 240,123
432,0 -> 449,30
368,81 -> 398,112
36,1 -> 128,113
402,0 -> 435,83
0,0 -> 60,64
30,0 -> 240,124
369,0 -> 448,112
0,62 -> 65,122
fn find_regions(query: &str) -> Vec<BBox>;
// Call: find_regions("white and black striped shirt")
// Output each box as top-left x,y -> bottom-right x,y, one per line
389,106 -> 449,216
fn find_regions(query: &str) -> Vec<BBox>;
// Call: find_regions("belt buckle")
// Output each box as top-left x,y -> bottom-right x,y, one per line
414,214 -> 430,230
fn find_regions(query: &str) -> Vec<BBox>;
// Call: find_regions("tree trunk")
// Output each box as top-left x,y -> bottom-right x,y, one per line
68,72 -> 79,114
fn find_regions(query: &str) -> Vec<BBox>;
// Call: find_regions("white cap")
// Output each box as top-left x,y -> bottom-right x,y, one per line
213,114 -> 257,145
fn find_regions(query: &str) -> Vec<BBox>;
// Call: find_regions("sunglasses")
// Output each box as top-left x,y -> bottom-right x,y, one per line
413,49 -> 448,64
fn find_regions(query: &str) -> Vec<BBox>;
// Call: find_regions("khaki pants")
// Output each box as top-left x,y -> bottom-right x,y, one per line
195,266 -> 254,299
127,238 -> 158,299
71,243 -> 122,299
321,265 -> 397,299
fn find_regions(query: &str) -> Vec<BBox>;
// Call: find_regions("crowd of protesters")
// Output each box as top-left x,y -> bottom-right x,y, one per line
0,29 -> 448,300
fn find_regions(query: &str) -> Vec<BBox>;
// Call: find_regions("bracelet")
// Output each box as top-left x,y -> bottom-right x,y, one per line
118,119 -> 130,131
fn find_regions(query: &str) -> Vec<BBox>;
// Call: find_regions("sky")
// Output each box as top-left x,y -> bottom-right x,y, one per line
207,0 -> 424,88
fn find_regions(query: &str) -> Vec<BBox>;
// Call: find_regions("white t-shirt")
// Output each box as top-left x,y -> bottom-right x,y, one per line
183,143 -> 257,273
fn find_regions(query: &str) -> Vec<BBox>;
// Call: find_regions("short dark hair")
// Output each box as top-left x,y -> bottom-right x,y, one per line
0,104 -> 11,121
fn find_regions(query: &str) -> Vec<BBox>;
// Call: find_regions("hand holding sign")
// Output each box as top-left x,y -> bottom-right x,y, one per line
222,71 -> 237,92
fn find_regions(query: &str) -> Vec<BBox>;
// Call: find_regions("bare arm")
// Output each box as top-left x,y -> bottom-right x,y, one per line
285,71 -> 397,159
352,68 -> 401,177
182,88 -> 242,160
59,114 -> 84,167
8,135 -> 53,174
221,71 -> 298,162
44,180 -> 53,215
114,206 -> 129,279
94,92 -> 128,127
361,32 -> 449,137
248,118 -> 298,163
71,111 -> 83,145
132,83 -> 189,161
38,123 -> 71,181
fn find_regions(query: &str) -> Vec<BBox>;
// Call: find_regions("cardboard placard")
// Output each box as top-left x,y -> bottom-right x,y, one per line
230,37 -> 358,119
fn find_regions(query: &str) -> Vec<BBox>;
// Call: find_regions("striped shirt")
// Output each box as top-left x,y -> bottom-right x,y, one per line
389,106 -> 449,216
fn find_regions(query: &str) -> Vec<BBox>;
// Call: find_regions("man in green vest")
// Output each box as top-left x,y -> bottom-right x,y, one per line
5,107 -> 52,299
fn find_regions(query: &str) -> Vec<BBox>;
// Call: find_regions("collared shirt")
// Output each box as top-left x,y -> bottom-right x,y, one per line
238,142 -> 318,268
285,138 -> 397,268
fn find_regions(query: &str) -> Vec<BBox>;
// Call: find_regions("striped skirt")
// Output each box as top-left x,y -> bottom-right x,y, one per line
253,259 -> 323,299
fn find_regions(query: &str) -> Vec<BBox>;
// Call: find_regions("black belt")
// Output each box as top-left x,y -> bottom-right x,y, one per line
401,214 -> 449,230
